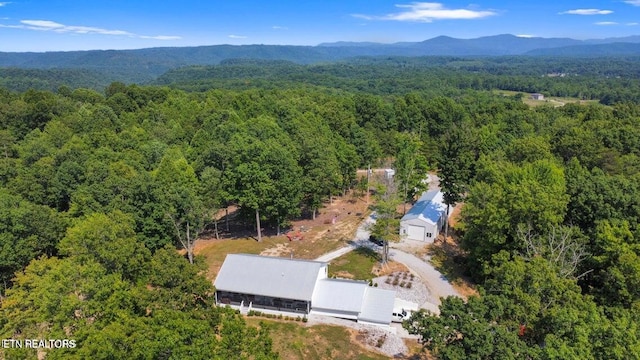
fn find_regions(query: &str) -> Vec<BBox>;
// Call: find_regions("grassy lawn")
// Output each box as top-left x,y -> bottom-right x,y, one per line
195,237 -> 279,279
493,89 -> 599,107
245,318 -> 388,360
195,195 -> 371,280
195,226 -> 367,280
426,242 -> 477,298
328,247 -> 380,280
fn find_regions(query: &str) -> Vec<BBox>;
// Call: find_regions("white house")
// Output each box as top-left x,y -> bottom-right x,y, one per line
399,189 -> 450,243
384,168 -> 396,180
530,93 -> 545,100
214,254 -> 396,326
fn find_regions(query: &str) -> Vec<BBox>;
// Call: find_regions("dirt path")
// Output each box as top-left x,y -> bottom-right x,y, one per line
314,213 -> 376,262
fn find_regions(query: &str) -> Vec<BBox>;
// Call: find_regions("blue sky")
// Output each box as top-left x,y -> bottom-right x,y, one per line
1,1 -> 640,52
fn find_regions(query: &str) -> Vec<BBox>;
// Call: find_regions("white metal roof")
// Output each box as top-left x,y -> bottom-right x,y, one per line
359,287 -> 396,324
401,189 -> 447,225
214,254 -> 326,301
312,279 -> 368,313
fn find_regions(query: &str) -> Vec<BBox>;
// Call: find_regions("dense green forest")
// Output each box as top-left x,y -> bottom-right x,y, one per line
1,56 -> 640,358
5,55 -> 640,104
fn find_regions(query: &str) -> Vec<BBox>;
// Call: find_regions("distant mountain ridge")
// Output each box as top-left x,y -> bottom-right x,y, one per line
318,33 -> 640,55
2,34 -> 640,84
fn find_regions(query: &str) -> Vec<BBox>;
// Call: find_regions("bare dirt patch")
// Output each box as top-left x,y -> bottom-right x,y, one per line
447,204 -> 462,229
373,260 -> 409,277
194,191 -> 372,278
260,243 -> 291,257
333,270 -> 355,279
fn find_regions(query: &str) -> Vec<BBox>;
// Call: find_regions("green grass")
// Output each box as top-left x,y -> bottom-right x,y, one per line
492,89 -> 599,107
328,247 -> 380,280
196,237 -> 278,279
245,319 -> 388,360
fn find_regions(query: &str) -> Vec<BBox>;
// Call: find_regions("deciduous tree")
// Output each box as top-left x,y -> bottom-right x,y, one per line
153,148 -> 204,263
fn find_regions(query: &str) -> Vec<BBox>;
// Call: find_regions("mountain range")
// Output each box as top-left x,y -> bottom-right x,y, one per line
1,34 -> 640,84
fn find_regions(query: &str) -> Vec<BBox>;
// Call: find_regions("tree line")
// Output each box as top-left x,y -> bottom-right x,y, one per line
405,97 -> 640,359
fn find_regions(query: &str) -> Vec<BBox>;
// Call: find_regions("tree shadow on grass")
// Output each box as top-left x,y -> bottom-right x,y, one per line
426,236 -> 477,296
354,246 -> 381,262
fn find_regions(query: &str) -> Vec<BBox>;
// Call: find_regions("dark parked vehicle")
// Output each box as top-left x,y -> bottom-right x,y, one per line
368,235 -> 384,246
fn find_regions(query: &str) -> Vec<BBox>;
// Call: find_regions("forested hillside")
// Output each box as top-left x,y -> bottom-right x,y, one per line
5,55 -> 640,105
155,57 -> 640,104
1,57 -> 640,358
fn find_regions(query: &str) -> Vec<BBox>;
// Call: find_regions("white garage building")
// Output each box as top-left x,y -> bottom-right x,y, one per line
214,254 -> 396,326
400,189 -> 450,243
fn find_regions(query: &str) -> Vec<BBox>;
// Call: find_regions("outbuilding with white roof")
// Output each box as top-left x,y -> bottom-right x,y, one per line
399,189 -> 450,243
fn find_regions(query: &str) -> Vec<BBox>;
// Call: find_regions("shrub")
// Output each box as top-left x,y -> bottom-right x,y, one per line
374,282 -> 378,287
385,277 -> 391,284
302,316 -> 308,323
400,281 -> 406,287
406,282 -> 412,289
278,314 -> 283,320
296,316 -> 302,322
392,279 -> 399,286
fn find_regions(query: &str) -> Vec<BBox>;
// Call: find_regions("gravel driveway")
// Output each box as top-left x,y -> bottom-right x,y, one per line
316,210 -> 461,307
388,247 -> 460,307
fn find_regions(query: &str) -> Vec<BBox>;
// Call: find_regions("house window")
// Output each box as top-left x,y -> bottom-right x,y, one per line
426,232 -> 432,238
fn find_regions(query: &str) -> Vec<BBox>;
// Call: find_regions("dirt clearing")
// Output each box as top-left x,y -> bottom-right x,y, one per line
195,191 -> 371,279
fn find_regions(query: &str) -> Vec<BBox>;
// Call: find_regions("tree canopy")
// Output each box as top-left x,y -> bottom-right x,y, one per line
2,55 -> 640,356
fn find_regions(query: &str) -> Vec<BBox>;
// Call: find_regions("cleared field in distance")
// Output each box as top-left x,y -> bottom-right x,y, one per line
493,89 -> 600,107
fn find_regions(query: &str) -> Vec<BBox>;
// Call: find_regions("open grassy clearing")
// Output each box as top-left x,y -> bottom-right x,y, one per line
194,237 -> 275,280
245,318 -> 389,360
493,89 -> 599,107
328,247 -> 380,280
195,192 -> 371,279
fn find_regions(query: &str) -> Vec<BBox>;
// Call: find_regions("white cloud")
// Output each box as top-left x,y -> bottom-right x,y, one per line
624,1 -> 640,6
272,25 -> 288,30
0,19 -> 181,40
560,9 -> 613,15
21,20 -> 132,35
595,21 -> 618,25
228,34 -> 247,39
140,35 -> 182,40
627,22 -> 639,26
352,2 -> 497,22
516,34 -> 535,38
0,2 -> 11,7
